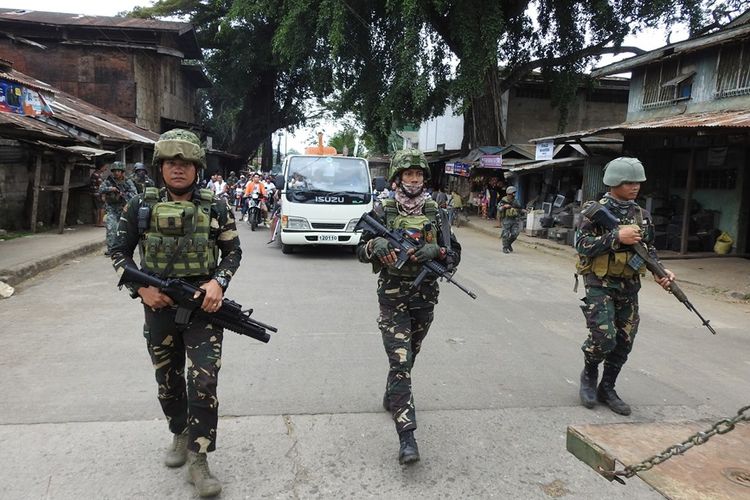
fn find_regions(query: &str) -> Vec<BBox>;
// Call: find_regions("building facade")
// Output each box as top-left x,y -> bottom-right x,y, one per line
0,8 -> 210,133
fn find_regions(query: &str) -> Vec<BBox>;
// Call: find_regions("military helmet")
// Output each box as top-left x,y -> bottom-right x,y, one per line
110,161 -> 126,171
152,129 -> 206,170
134,162 -> 147,172
506,186 -> 517,194
389,148 -> 430,182
603,157 -> 646,187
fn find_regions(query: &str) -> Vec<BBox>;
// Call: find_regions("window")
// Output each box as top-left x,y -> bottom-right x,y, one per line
641,59 -> 693,109
715,41 -> 750,97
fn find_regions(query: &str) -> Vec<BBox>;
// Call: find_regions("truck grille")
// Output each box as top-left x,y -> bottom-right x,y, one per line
311,223 -> 346,230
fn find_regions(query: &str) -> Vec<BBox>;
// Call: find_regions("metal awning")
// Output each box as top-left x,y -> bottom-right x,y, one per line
507,157 -> 583,173
530,109 -> 750,143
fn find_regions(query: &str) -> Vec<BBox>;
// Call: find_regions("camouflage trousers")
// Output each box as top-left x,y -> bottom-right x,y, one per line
143,307 -> 223,453
377,273 -> 439,434
501,218 -> 521,250
104,205 -> 125,250
580,285 -> 640,370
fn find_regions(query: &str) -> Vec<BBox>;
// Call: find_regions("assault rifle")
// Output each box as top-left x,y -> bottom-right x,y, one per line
355,212 -> 477,300
582,202 -> 716,335
118,266 -> 278,343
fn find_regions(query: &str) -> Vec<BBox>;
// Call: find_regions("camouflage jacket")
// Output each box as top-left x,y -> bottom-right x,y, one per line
575,194 -> 659,289
99,176 -> 138,207
111,186 -> 242,297
497,195 -> 522,219
129,173 -> 156,194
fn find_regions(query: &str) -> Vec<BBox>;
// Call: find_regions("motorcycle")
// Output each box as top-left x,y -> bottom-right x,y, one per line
246,191 -> 263,231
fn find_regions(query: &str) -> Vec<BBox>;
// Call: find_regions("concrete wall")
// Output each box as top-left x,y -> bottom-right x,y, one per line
506,89 -> 627,144
417,105 -> 464,152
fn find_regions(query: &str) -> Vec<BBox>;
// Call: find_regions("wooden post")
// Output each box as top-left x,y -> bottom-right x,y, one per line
30,154 -> 42,233
58,160 -> 73,234
680,148 -> 696,255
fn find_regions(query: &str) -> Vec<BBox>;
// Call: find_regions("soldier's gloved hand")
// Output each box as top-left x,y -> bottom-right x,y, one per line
412,242 -> 441,263
370,237 -> 398,266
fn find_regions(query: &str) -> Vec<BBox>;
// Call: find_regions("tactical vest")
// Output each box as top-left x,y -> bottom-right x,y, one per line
380,198 -> 438,278
140,187 -> 218,278
576,203 -> 647,279
500,196 -> 519,218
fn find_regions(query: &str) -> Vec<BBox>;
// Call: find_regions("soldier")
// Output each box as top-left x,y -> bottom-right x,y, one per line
356,149 -> 462,465
576,157 -> 675,416
99,161 -> 137,254
110,129 -> 241,497
498,186 -> 522,253
130,162 -> 156,194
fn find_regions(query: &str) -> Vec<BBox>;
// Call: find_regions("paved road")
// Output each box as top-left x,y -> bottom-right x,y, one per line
1,218 -> 748,499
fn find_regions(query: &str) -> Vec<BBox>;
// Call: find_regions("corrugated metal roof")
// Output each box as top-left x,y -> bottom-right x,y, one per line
0,9 -> 190,32
592,22 -> 750,77
0,66 -> 55,94
531,109 -> 750,143
0,111 -> 71,139
48,92 -> 159,144
507,157 -> 583,173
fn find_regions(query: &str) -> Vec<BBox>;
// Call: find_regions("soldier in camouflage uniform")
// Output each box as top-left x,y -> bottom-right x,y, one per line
99,161 -> 137,254
575,157 -> 675,416
111,129 -> 241,498
357,149 -> 462,465
130,162 -> 156,194
498,186 -> 522,253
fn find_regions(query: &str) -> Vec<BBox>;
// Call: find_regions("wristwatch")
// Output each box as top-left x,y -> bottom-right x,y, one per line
213,276 -> 229,290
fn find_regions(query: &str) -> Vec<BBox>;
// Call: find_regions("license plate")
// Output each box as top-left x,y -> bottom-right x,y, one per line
319,234 -> 338,242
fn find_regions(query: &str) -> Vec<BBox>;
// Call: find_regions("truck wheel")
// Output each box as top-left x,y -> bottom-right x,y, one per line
281,244 -> 294,254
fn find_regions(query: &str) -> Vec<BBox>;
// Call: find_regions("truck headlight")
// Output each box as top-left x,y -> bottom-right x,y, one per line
282,216 -> 310,230
345,218 -> 361,232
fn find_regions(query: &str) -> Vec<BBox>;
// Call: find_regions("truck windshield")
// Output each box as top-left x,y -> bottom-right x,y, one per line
286,156 -> 371,204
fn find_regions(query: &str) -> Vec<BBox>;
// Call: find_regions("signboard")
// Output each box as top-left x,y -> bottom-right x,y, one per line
0,79 -> 53,116
480,155 -> 503,168
453,162 -> 471,177
444,162 -> 454,174
535,140 -> 554,161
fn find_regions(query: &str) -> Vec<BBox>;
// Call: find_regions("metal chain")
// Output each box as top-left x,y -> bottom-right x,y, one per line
614,405 -> 750,479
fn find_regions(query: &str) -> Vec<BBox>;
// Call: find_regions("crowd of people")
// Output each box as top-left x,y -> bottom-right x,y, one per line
201,170 -> 279,224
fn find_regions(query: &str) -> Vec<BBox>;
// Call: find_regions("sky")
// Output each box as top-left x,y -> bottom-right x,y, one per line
1,1 -> 690,152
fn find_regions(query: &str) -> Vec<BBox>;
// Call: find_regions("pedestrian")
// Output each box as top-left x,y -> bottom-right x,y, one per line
576,157 -> 675,416
356,148 -> 462,465
98,161 -> 137,254
130,162 -> 156,194
433,187 -> 448,208
110,129 -> 242,498
487,180 -> 499,220
448,189 -> 464,225
90,161 -> 107,227
498,186 -> 523,253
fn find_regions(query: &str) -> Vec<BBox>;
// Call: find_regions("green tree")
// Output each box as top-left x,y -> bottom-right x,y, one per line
132,0 -> 748,157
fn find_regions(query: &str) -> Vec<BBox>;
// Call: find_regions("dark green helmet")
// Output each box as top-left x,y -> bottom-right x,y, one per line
389,148 -> 430,182
110,161 -> 126,171
134,162 -> 147,172
603,157 -> 646,187
152,129 -> 205,169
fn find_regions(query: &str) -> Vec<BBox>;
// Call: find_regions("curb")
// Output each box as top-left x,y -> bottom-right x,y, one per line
0,241 -> 106,287
460,219 -> 746,298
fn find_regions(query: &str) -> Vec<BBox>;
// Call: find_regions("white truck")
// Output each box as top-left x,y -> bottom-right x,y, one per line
278,154 -> 373,254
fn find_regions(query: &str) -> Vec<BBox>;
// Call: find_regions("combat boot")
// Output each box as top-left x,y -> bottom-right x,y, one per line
597,366 -> 631,416
398,430 -> 420,465
579,362 -> 599,409
164,429 -> 188,467
187,451 -> 222,497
